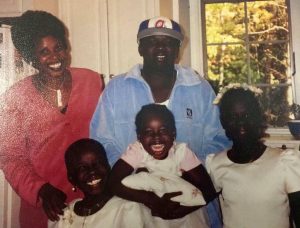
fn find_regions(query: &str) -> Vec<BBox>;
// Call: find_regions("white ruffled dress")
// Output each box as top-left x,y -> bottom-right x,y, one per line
206,147 -> 300,228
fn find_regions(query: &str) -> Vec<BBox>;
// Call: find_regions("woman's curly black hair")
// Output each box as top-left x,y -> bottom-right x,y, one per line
11,10 -> 68,64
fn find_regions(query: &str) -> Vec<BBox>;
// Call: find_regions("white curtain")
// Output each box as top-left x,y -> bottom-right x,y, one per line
0,25 -> 36,95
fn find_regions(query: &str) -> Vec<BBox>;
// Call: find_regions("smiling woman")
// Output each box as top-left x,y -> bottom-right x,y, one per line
0,10 -> 104,228
33,35 -> 71,109
11,11 -> 72,111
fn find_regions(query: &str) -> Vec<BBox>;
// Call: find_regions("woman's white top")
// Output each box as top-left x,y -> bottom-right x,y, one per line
206,147 -> 300,228
48,197 -> 144,228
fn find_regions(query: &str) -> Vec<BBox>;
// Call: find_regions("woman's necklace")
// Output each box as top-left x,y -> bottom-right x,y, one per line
82,216 -> 87,228
76,198 -> 108,228
37,76 -> 66,107
228,143 -> 266,163
79,203 -> 102,216
79,203 -> 101,228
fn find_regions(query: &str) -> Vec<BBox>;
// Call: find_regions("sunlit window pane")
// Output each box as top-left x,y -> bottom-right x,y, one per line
205,3 -> 245,44
204,0 -> 291,127
249,42 -> 290,84
207,44 -> 248,84
248,1 -> 289,42
259,85 -> 292,127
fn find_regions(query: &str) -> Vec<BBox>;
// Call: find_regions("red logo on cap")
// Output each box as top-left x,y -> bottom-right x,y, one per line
155,20 -> 165,28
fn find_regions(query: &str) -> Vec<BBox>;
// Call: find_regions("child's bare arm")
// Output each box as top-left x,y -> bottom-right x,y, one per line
182,164 -> 217,203
108,159 -> 150,203
108,159 -> 182,218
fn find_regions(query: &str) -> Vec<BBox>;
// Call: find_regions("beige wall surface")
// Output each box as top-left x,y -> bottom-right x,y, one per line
59,0 -> 160,82
32,0 -> 58,16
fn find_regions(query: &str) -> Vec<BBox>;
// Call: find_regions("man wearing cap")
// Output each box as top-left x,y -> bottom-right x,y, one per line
90,16 -> 231,227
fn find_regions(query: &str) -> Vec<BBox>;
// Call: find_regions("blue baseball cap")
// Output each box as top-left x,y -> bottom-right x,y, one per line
137,16 -> 184,43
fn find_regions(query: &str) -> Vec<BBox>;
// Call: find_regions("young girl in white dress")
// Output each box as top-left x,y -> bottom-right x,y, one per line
108,104 -> 217,228
206,85 -> 300,228
48,138 -> 144,228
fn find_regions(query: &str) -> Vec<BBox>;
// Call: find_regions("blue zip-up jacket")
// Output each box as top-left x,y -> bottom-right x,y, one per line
90,64 -> 231,165
90,64 -> 231,228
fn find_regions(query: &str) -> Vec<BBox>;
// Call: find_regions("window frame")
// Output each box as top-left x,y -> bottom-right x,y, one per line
189,0 -> 296,133
202,0 -> 292,86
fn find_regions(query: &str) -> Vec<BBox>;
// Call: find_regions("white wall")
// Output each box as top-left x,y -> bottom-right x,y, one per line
59,0 -> 103,74
106,0 -> 159,76
59,0 -> 160,82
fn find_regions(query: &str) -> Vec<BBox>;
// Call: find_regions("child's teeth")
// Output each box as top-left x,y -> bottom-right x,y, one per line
87,179 -> 101,186
157,55 -> 165,60
49,63 -> 61,69
151,144 -> 164,152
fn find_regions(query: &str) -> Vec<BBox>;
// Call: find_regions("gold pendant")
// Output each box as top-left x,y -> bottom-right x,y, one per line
57,89 -> 63,107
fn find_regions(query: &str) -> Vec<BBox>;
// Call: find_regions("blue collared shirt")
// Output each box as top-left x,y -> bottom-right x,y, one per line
90,64 -> 231,227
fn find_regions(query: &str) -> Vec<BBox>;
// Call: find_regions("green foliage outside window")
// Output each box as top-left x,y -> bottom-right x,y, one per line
204,0 -> 292,127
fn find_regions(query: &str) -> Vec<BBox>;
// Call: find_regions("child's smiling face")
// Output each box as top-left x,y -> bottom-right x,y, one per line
221,100 -> 260,143
69,150 -> 110,196
138,114 -> 175,160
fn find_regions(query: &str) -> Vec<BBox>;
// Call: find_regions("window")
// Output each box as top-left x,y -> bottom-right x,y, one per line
202,0 -> 292,127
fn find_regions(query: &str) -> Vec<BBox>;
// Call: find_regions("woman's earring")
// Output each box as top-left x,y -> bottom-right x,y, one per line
172,140 -> 176,148
72,186 -> 77,192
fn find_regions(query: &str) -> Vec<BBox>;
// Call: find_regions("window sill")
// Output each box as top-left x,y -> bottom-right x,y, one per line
264,128 -> 300,150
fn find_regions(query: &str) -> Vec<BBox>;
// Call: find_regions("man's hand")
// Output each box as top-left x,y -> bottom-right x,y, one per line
38,183 -> 67,221
146,191 -> 182,219
135,167 -> 149,174
146,191 -> 200,219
